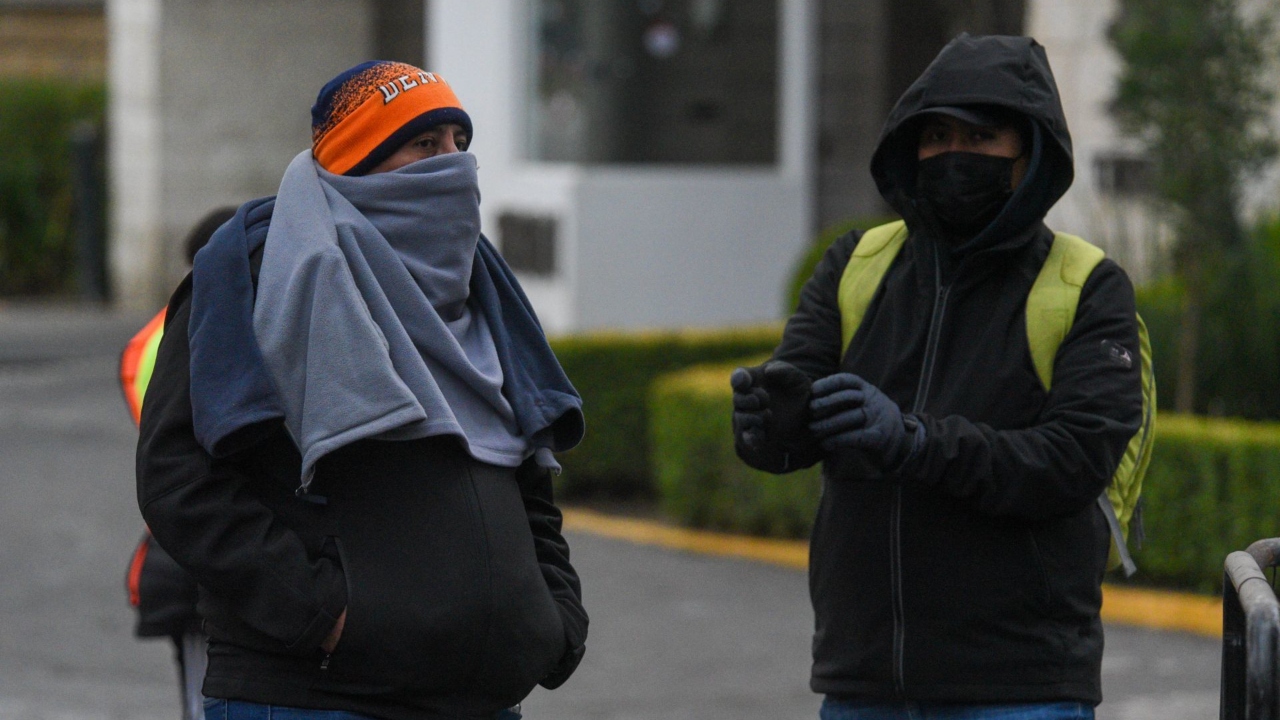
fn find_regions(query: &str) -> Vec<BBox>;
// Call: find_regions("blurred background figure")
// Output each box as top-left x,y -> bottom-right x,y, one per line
121,205 -> 236,720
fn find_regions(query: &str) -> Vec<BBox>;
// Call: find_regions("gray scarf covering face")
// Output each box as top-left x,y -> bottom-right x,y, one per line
254,150 -> 528,487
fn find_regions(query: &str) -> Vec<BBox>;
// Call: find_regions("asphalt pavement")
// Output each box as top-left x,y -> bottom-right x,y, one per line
0,305 -> 1222,720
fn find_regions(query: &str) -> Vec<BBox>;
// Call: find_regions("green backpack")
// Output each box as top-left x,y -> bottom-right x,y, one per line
837,220 -> 1156,576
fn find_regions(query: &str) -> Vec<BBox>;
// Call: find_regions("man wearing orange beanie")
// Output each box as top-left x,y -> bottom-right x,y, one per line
137,61 -> 588,720
311,61 -> 475,176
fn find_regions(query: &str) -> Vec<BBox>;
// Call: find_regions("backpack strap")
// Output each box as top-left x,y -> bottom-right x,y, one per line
1105,311 -> 1157,576
838,220 -> 909,353
1025,232 -> 1106,390
1027,233 -> 1154,577
1097,494 -> 1137,577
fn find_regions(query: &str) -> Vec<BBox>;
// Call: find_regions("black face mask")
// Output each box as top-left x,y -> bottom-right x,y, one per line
915,152 -> 1016,240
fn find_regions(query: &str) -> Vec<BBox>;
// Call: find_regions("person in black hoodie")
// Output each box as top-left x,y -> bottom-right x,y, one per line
732,35 -> 1143,720
137,62 -> 587,720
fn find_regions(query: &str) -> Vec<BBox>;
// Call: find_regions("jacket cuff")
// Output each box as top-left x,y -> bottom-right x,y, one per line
540,644 -> 586,690
893,414 -> 932,483
888,414 -> 926,475
539,596 -> 587,689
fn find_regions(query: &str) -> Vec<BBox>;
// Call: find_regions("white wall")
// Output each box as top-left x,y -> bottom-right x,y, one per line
106,0 -> 161,309
107,0 -> 373,308
575,168 -> 808,329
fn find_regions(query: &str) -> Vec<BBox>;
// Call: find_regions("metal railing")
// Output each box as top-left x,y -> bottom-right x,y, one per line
1222,538 -> 1280,720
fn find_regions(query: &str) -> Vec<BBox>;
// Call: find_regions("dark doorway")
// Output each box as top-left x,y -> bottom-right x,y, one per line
532,0 -> 779,165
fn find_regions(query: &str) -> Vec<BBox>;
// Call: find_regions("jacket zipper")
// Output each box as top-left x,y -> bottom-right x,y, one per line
891,248 -> 950,696
889,484 -> 906,696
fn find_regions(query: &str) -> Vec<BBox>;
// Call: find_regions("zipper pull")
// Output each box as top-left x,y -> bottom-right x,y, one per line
320,653 -> 332,671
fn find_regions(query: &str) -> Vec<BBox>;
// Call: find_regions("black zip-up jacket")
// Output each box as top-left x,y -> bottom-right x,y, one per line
138,266 -> 587,718
737,35 -> 1143,705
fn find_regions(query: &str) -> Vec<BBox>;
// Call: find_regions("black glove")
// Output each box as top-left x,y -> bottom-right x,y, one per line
808,373 -> 922,472
731,361 -> 817,466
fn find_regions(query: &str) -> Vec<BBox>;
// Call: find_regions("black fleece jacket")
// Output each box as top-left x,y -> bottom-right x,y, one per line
137,275 -> 587,720
737,35 -> 1143,705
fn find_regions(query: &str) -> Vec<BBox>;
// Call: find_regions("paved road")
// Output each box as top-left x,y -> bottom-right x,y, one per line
0,306 -> 1221,720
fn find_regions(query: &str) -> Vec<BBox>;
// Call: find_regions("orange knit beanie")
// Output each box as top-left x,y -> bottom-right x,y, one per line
311,61 -> 472,176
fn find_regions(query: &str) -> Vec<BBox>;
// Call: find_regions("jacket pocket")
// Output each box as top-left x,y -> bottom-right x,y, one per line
460,463 -> 567,705
318,444 -> 493,693
325,527 -> 489,691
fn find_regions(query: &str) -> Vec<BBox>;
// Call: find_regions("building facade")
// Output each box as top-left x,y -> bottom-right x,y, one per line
105,0 -> 1280,324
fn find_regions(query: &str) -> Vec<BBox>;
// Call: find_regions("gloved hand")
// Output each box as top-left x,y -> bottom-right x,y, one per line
731,361 -> 814,453
808,373 -> 921,472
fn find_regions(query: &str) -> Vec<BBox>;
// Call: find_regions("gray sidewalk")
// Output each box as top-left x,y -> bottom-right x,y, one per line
0,306 -> 1221,719
522,532 -> 1220,720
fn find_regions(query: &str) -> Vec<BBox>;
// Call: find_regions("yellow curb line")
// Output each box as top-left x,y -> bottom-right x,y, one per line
1100,584 -> 1222,637
562,508 -> 808,570
562,507 -> 1224,638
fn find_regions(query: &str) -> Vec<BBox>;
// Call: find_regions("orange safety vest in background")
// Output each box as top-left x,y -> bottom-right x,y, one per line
121,308 -> 165,606
120,309 -> 166,426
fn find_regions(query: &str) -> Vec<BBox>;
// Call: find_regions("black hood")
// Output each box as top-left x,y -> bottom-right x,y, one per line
870,34 -> 1074,252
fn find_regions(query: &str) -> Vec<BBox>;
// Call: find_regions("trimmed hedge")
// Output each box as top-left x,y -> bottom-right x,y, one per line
649,362 -> 820,538
1136,414 -> 1280,593
0,79 -> 105,295
548,325 -> 782,498
648,361 -> 1280,592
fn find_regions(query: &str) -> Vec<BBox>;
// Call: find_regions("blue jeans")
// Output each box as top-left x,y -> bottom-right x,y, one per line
820,697 -> 1094,720
204,699 -> 522,720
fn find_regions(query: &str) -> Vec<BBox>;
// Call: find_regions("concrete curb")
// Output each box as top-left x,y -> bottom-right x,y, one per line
562,507 -> 1223,638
